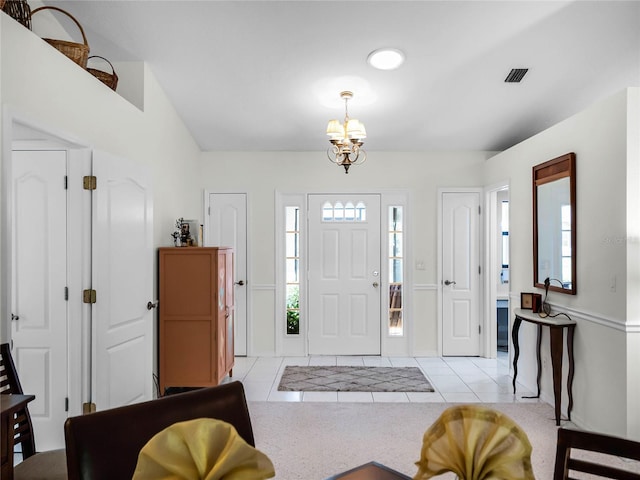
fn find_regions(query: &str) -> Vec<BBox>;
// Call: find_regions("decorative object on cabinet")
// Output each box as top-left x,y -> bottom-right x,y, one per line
520,292 -> 534,309
87,56 -> 119,90
171,217 -> 199,246
2,0 -> 31,29
30,6 -> 90,68
158,247 -> 235,395
531,293 -> 542,313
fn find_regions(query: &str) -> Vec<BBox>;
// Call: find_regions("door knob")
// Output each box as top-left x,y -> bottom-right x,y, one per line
11,313 -> 19,321
373,282 -> 379,288
234,280 -> 245,286
147,301 -> 158,310
444,280 -> 456,286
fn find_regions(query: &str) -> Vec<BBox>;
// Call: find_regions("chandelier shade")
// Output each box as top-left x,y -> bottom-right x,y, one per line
326,91 -> 367,174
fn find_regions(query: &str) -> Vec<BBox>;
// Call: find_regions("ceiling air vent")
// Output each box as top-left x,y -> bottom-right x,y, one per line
505,68 -> 528,83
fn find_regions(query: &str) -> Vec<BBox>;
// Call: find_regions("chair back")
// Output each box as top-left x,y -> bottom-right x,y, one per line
64,381 -> 255,480
553,427 -> 640,479
0,343 -> 37,458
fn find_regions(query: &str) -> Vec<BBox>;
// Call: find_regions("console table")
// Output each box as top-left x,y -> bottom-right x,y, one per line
512,308 -> 576,426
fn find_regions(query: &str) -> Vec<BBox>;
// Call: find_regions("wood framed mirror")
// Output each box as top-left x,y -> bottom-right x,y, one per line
533,152 -> 576,295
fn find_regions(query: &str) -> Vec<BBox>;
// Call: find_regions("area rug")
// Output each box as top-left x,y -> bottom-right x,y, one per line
277,365 -> 434,392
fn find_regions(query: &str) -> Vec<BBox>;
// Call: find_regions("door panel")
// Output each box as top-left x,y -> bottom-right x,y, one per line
11,150 -> 68,450
92,151 -> 153,409
308,194 -> 381,355
442,192 -> 481,356
206,193 -> 247,356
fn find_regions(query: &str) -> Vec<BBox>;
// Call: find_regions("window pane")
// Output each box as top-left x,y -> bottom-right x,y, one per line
389,232 -> 403,257
389,206 -> 403,230
502,234 -> 509,267
389,284 -> 403,336
501,201 -> 509,231
334,202 -> 344,221
286,232 -> 299,257
285,206 -> 299,231
561,205 -> 571,230
322,202 -> 333,221
562,257 -> 572,285
286,258 -> 299,283
286,284 -> 300,335
389,259 -> 403,283
344,202 -> 355,221
562,231 -> 571,257
356,202 -> 366,221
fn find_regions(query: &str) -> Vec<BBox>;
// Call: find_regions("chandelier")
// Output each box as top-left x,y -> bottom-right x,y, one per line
326,91 -> 367,174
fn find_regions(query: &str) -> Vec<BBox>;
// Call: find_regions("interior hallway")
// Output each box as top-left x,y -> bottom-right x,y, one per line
226,352 -> 544,405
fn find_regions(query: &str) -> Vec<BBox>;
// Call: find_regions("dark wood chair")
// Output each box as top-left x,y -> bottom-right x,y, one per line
64,381 -> 255,480
553,427 -> 640,479
0,343 -> 67,480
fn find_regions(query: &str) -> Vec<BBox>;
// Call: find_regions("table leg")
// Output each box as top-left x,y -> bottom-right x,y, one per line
512,316 -> 522,394
567,325 -> 575,421
549,327 -> 564,426
523,324 -> 542,399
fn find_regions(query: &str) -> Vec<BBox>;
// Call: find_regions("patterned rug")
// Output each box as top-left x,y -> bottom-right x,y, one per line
277,366 -> 434,392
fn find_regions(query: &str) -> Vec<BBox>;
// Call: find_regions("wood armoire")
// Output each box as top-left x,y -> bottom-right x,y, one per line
158,247 -> 234,394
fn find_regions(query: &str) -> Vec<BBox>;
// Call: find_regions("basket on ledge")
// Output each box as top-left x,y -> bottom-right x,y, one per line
2,0 -> 32,29
30,6 -> 89,68
87,56 -> 118,91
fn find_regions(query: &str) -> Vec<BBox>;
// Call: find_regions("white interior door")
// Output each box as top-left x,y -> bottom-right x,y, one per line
442,191 -> 481,356
206,193 -> 247,356
10,150 -> 68,450
91,151 -> 153,410
308,194 -> 381,355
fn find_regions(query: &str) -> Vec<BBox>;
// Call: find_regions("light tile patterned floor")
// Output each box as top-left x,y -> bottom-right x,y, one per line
224,351 -> 541,404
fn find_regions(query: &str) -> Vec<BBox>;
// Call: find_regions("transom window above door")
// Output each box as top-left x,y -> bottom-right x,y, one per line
322,201 -> 367,222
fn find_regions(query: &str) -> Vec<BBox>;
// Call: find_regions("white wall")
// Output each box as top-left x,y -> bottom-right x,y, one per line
200,151 -> 492,356
0,13 -> 202,340
484,88 -> 640,439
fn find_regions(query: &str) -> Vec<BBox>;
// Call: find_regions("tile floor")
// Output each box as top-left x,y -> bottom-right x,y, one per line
224,351 -> 542,404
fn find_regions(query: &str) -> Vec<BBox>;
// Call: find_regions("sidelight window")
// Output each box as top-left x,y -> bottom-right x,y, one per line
285,206 -> 300,335
388,206 -> 403,336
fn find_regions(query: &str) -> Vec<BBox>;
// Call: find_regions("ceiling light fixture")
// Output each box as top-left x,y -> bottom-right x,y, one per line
367,48 -> 405,70
326,91 -> 366,174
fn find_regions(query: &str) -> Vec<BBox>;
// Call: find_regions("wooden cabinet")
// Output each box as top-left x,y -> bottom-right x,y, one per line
158,247 -> 234,394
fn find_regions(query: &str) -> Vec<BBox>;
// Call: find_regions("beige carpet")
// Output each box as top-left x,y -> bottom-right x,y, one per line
248,401 -> 560,479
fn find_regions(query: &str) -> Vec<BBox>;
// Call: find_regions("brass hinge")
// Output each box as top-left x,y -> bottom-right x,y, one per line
83,175 -> 97,190
479,325 -> 482,334
82,402 -> 96,414
64,176 -> 68,190
65,287 -> 69,301
65,397 -> 69,412
83,289 -> 97,304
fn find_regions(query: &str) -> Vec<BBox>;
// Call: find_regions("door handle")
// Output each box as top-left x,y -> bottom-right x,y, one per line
147,301 -> 158,310
11,313 -> 19,321
234,280 -> 245,286
373,282 -> 379,288
444,280 -> 456,286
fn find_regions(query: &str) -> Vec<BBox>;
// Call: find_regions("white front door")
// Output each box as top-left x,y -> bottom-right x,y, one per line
308,194 -> 381,355
442,191 -> 481,356
10,150 -> 68,450
91,151 -> 153,409
205,193 -> 247,356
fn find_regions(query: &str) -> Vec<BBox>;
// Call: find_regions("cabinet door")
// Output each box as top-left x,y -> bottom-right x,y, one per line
159,249 -> 216,391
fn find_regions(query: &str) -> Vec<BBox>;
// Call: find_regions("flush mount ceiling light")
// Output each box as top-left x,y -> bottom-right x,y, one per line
326,91 -> 366,174
367,48 -> 405,70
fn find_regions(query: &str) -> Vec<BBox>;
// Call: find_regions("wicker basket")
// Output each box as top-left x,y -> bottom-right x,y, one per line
30,6 -> 89,68
87,56 -> 118,91
2,0 -> 31,29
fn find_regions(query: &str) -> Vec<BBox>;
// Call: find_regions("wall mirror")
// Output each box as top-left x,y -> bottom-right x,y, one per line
533,152 -> 576,295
